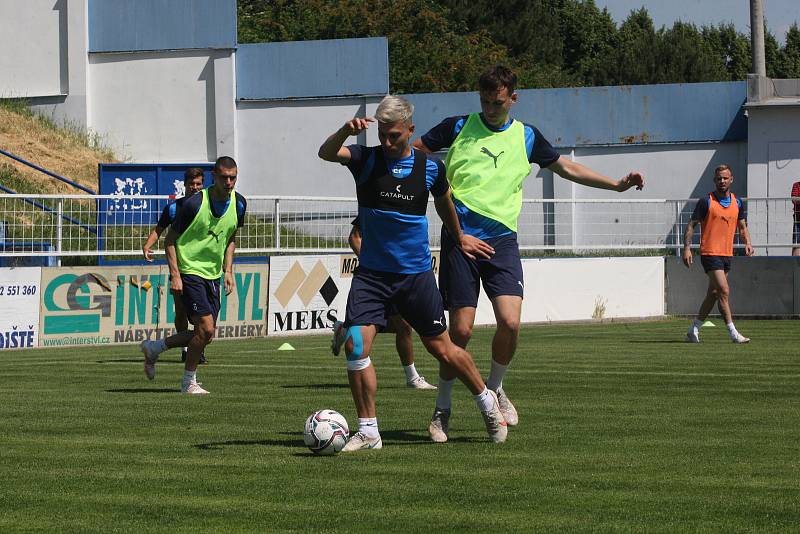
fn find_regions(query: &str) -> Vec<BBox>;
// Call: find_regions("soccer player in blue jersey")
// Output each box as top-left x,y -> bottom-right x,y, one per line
413,65 -> 645,442
319,95 -> 507,451
142,167 -> 206,363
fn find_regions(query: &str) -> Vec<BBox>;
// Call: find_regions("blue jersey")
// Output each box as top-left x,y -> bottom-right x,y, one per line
345,145 -> 448,274
420,113 -> 560,240
156,197 -> 185,229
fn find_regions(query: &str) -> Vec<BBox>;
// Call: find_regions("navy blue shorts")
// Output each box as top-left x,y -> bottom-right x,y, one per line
700,255 -> 731,273
793,222 -> 800,245
180,273 -> 221,323
439,228 -> 524,309
344,267 -> 446,338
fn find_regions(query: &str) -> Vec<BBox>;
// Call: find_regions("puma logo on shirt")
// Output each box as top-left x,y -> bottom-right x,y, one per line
480,147 -> 505,168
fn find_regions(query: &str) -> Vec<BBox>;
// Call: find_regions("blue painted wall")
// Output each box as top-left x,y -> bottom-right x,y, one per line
236,38 -> 389,100
408,81 -> 747,147
89,0 -> 236,52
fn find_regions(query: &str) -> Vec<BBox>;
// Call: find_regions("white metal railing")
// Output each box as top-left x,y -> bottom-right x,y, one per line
0,194 -> 797,260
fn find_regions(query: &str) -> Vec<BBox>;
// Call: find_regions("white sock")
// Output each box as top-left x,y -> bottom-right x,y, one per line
726,322 -> 739,337
473,387 -> 494,412
358,417 -> 379,438
487,359 -> 508,392
182,370 -> 196,387
435,378 -> 456,411
403,363 -> 419,382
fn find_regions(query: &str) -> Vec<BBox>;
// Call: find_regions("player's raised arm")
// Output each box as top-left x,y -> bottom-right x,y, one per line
549,156 -> 644,192
318,118 -> 375,163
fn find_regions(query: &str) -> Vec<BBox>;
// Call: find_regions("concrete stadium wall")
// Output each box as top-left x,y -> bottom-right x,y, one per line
665,256 -> 800,317
746,106 -> 800,256
9,0 -> 90,128
87,49 -> 235,162
0,0 -> 66,98
236,97 -> 383,198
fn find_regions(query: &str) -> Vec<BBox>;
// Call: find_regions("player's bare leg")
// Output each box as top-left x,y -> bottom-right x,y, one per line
342,325 -> 382,451
389,315 -> 435,389
487,296 -> 522,425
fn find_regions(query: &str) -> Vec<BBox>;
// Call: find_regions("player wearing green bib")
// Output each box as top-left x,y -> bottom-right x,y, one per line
414,65 -> 645,442
140,156 -> 247,395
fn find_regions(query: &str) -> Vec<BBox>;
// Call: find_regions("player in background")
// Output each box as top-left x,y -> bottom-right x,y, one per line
413,64 -> 644,442
683,164 -> 753,344
140,157 -> 247,394
331,216 -> 437,390
318,95 -> 506,451
791,179 -> 800,256
141,167 -> 207,364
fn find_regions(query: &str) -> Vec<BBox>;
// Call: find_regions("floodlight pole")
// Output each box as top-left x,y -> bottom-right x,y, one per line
750,0 -> 766,76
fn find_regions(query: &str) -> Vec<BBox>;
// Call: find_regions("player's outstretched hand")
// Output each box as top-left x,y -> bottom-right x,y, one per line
682,247 -> 693,268
143,246 -> 154,262
617,172 -> 645,192
342,117 -> 375,136
745,244 -> 754,256
459,234 -> 495,260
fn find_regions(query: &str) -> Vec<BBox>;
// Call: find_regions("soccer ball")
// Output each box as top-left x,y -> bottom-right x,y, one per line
303,409 -> 349,455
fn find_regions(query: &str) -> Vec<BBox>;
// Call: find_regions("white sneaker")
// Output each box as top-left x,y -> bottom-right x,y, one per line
685,328 -> 700,343
141,340 -> 160,380
331,320 -> 346,356
731,333 -> 750,344
181,382 -> 209,395
496,388 -> 518,426
428,408 -> 450,443
407,375 -> 437,390
341,431 -> 382,452
481,390 -> 508,443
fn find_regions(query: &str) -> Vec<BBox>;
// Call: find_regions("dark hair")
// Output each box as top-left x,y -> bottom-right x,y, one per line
183,167 -> 204,184
478,65 -> 517,94
214,156 -> 237,173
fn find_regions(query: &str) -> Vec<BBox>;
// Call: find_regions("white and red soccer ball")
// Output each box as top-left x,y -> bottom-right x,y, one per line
303,409 -> 349,455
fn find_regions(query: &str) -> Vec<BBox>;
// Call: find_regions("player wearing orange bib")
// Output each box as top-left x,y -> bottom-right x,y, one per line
682,164 -> 753,344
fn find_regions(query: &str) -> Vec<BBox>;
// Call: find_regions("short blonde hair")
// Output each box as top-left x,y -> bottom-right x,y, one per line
375,95 -> 414,124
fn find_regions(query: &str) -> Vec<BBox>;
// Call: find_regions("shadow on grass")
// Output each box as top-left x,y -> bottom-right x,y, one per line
195,432 -> 304,450
105,388 -> 181,393
627,340 -> 687,344
281,383 -> 350,390
96,358 -> 187,364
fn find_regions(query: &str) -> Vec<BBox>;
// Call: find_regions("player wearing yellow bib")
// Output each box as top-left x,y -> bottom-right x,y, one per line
414,65 -> 645,442
140,156 -> 247,394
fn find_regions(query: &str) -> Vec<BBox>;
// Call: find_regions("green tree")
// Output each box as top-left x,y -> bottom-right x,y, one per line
702,23 -> 751,81
656,21 -> 726,83
777,23 -> 800,78
557,0 -> 618,86
764,26 -> 781,78
615,8 -> 659,85
237,0 -> 509,93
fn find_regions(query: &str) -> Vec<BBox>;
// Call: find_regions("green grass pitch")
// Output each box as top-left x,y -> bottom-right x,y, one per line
1,319 -> 798,532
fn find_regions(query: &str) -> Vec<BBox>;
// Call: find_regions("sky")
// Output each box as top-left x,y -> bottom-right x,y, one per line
594,0 -> 798,43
